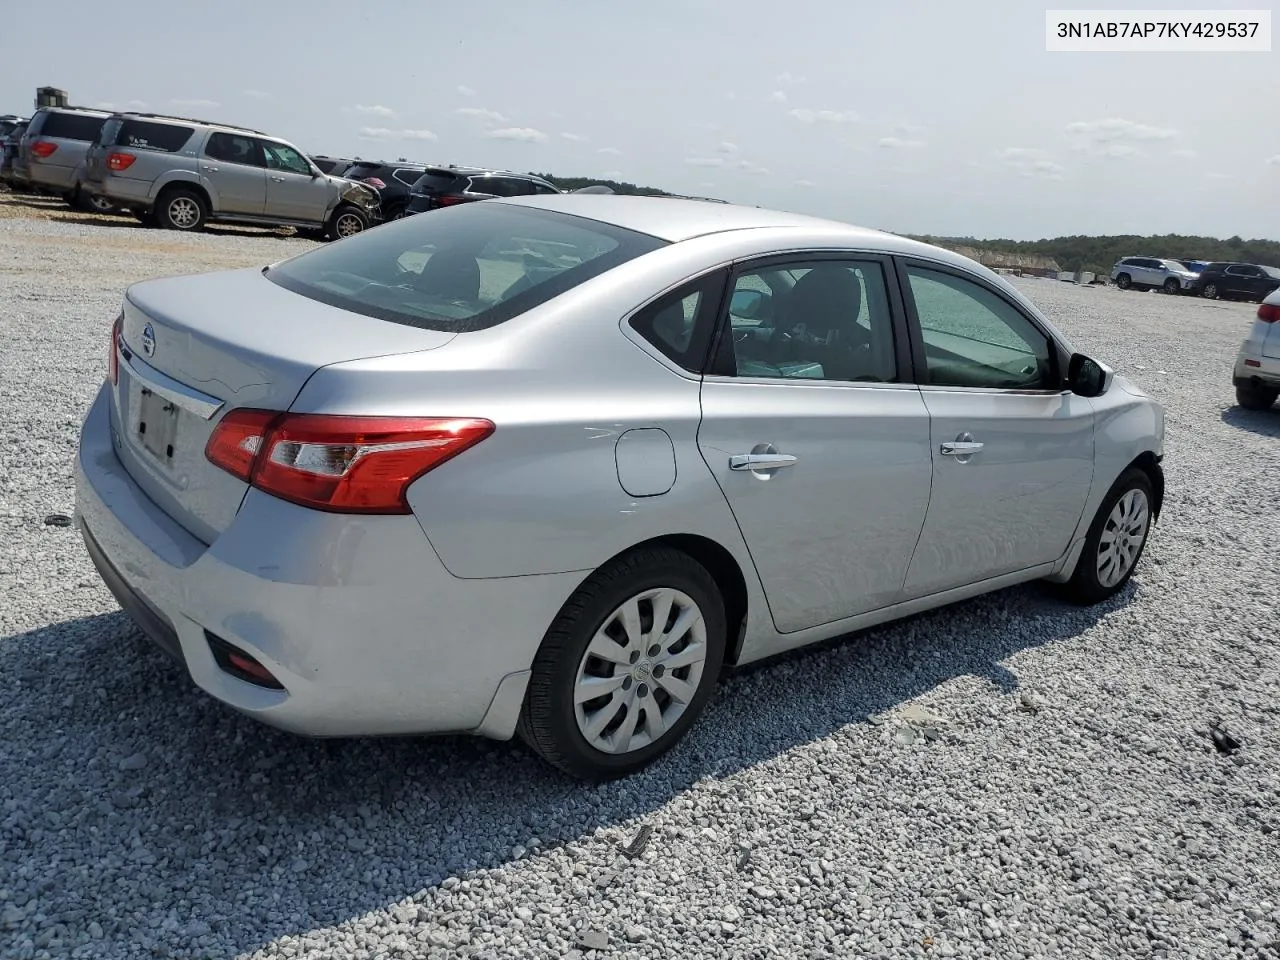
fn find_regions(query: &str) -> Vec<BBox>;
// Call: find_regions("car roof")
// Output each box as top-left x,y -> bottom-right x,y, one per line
494,194 -> 897,244
115,111 -> 268,136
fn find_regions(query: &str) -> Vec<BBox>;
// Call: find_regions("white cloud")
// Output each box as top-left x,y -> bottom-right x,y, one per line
796,179 -> 816,187
600,169 -> 623,179
561,132 -> 589,142
1267,155 -> 1280,166
789,108 -> 859,124
775,71 -> 805,84
170,98 -> 220,108
597,146 -> 624,156
357,127 -> 438,141
719,141 -> 739,154
457,85 -> 477,97
349,104 -> 396,118
126,100 -> 149,110
894,122 -> 926,136
1098,144 -> 1138,159
685,157 -> 725,167
455,107 -> 507,123
999,147 -> 1065,179
1205,171 -> 1233,180
736,160 -> 771,175
878,136 -> 926,149
485,127 -> 548,143
91,101 -> 116,110
1065,118 -> 1177,142
1172,148 -> 1198,159
242,89 -> 271,100
768,90 -> 788,104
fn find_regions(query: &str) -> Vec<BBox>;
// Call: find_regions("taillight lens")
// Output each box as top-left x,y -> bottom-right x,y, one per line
30,140 -> 57,158
109,314 -> 121,385
363,177 -> 387,189
206,412 -> 494,514
1258,303 -> 1280,324
107,152 -> 136,171
436,195 -> 465,206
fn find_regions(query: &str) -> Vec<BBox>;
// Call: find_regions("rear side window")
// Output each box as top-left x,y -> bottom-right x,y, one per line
115,120 -> 194,153
393,168 -> 423,186
629,271 -> 727,373
411,170 -> 461,193
205,133 -> 264,166
265,202 -> 667,332
38,112 -> 106,141
467,176 -> 509,196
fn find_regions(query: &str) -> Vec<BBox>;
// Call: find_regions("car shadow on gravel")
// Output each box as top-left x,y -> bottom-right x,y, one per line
0,580 -> 1131,956
1221,405 -> 1280,437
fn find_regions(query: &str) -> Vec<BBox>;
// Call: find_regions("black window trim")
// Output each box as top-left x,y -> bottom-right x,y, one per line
622,268 -> 733,377
892,255 -> 1071,394
203,131 -> 265,168
701,250 -> 916,388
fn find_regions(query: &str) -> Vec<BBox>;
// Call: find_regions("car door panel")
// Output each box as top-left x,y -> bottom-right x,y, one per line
904,389 -> 1094,597
698,382 -> 933,632
261,141 -> 330,223
200,133 -> 265,215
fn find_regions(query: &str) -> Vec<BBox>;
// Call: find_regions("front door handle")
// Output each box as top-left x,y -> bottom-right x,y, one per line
730,453 -> 798,471
940,441 -> 984,455
270,175 -> 285,182
204,166 -> 219,172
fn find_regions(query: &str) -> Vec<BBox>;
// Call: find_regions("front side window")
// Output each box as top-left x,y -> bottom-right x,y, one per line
261,141 -> 312,175
712,259 -> 898,383
906,265 -> 1054,390
266,202 -> 667,332
205,133 -> 263,167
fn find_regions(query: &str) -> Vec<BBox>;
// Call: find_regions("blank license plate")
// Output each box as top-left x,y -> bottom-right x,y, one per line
137,388 -> 180,464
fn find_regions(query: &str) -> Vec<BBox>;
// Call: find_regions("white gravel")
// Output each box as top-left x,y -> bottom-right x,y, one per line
2,210 -> 1279,960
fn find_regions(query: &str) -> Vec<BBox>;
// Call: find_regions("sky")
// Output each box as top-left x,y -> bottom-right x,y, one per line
3,0 -> 1277,240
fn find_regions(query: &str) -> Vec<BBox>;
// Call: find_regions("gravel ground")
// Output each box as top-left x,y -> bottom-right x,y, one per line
1,202 -> 1279,960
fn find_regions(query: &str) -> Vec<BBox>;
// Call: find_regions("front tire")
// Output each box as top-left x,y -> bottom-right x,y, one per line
1236,383 -> 1278,411
518,547 -> 727,780
1202,282 -> 1220,300
1061,468 -> 1154,606
326,204 -> 368,241
156,188 -> 206,231
1163,278 -> 1180,295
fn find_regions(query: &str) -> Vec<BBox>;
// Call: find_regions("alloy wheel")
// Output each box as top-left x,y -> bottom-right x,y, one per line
168,197 -> 199,228
1096,488 -> 1150,588
335,213 -> 363,238
572,587 -> 708,755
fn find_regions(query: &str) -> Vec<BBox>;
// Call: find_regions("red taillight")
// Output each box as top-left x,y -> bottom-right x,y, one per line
436,195 -> 466,206
205,412 -> 494,514
1258,303 -> 1280,324
109,314 -> 121,385
363,177 -> 387,189
30,140 -> 57,158
204,409 -> 278,481
107,152 -> 136,172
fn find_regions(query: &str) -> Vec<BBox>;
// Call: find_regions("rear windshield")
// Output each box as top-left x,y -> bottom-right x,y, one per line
411,170 -> 463,193
111,119 -> 194,153
265,202 -> 667,332
343,162 -> 384,177
37,111 -> 107,141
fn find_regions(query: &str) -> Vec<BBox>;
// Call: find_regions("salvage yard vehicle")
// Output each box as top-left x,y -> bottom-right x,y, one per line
1233,286 -> 1280,410
75,196 -> 1166,780
1110,256 -> 1200,294
1196,261 -> 1280,302
80,112 -> 378,238
18,105 -> 117,211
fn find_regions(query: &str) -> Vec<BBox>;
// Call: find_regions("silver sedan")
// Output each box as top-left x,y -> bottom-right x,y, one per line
75,195 -> 1166,779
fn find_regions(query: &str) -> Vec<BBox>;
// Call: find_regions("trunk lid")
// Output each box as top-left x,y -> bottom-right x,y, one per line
112,267 -> 456,544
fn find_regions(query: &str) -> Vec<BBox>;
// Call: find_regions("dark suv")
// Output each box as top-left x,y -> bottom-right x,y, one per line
338,159 -> 431,220
0,119 -> 29,189
1195,262 -> 1280,302
311,155 -> 357,175
404,166 -> 560,215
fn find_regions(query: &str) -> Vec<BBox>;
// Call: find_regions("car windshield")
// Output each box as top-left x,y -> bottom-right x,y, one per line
1262,266 -> 1280,280
265,202 -> 667,332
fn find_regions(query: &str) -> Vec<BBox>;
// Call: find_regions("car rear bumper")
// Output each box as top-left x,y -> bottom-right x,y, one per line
83,176 -> 153,205
1234,349 -> 1280,387
75,382 -> 582,740
26,159 -> 75,190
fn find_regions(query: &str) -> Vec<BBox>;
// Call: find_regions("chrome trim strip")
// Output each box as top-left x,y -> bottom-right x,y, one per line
118,339 -> 224,420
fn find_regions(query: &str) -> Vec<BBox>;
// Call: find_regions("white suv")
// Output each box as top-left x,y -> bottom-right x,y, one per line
1234,286 -> 1280,410
1110,257 -> 1199,294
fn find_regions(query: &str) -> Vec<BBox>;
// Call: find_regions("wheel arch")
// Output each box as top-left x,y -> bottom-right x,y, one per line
154,177 -> 211,213
1129,450 -> 1164,522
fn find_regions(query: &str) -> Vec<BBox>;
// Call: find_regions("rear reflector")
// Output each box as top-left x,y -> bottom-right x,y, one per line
205,631 -> 284,689
205,411 -> 494,513
1245,359 -> 1261,368
1258,303 -> 1280,324
109,314 -> 121,385
107,152 -> 136,171
30,140 -> 57,158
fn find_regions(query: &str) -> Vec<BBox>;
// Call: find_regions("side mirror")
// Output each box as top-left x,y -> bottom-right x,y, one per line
730,289 -> 764,319
1067,353 -> 1113,397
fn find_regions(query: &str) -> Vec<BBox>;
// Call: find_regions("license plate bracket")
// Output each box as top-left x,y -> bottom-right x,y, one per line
137,388 -> 180,465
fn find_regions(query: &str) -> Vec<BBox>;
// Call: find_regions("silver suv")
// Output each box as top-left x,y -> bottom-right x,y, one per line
1110,256 -> 1200,294
19,106 -> 116,211
81,113 -> 378,239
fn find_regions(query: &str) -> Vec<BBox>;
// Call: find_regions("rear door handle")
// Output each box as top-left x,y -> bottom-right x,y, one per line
730,453 -> 798,471
940,441 -> 984,456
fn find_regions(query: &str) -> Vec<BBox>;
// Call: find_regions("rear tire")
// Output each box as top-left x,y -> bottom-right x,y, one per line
1060,468 -> 1154,606
1202,282 -> 1220,300
1162,278 -> 1180,295
1236,383 -> 1278,411
326,204 -> 368,241
1115,273 -> 1132,290
156,188 -> 206,231
518,547 -> 727,781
